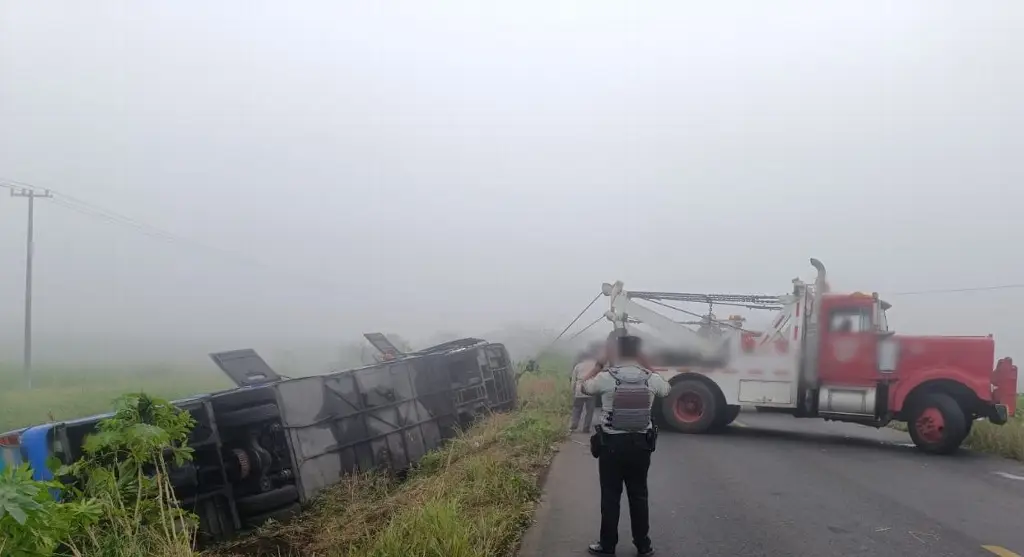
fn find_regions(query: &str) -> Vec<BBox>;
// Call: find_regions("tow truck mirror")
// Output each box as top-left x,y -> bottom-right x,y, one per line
877,336 -> 900,373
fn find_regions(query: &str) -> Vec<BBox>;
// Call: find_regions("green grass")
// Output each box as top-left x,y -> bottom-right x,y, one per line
963,395 -> 1024,461
210,367 -> 572,557
0,363 -> 231,432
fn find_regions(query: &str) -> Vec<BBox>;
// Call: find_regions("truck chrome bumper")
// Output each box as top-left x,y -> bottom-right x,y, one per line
988,404 -> 1009,425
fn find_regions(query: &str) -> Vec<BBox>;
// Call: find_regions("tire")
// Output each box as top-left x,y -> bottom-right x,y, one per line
717,405 -> 741,427
236,484 -> 300,516
660,379 -> 720,433
907,392 -> 968,455
218,403 -> 281,428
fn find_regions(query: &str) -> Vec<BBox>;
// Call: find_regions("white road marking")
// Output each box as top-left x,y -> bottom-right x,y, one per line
993,471 -> 1024,481
733,421 -> 748,428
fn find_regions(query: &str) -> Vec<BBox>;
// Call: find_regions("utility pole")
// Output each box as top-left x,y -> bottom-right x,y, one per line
10,187 -> 52,388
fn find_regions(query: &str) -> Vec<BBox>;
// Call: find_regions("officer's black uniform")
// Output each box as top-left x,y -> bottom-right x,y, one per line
596,427 -> 654,553
585,334 -> 662,557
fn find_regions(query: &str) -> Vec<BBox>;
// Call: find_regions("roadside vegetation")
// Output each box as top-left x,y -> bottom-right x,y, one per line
0,356 -> 572,557
962,398 -> 1024,461
1,393 -> 200,557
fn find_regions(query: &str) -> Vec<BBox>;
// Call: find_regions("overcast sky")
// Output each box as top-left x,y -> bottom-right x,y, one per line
0,2 -> 1022,383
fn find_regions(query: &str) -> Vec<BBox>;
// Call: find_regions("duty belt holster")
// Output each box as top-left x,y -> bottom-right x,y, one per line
589,425 -> 605,458
646,425 -> 659,453
590,425 -> 659,457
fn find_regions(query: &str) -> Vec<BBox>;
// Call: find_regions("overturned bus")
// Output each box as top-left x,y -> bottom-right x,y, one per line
1,336 -> 518,541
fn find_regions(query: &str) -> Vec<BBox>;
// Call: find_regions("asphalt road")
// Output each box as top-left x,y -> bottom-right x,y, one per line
519,411 -> 1024,557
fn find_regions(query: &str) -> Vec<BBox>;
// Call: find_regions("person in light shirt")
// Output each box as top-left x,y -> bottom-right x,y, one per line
569,342 -> 603,433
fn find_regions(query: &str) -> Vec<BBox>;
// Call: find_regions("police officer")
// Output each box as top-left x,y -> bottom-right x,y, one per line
579,332 -> 670,556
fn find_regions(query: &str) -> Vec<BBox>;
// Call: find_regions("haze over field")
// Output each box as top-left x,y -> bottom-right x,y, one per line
0,2 -> 1022,388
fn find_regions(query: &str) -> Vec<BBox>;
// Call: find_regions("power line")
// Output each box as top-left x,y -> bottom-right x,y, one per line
1,177 -> 356,296
7,176 -> 1024,316
4,179 -> 274,262
888,284 -> 1024,296
49,198 -> 178,243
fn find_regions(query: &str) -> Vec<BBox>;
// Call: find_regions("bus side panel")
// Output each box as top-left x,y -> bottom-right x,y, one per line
21,425 -> 55,481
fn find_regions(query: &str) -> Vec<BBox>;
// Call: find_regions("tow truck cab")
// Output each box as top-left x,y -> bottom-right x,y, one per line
813,291 -> 1016,451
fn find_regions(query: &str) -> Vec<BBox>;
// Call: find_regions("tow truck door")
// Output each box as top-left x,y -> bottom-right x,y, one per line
817,301 -> 879,387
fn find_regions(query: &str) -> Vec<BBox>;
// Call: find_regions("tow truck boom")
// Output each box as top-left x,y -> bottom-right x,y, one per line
601,280 -> 797,362
602,281 -> 725,360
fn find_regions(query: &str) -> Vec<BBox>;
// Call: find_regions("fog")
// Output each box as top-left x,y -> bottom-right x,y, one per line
0,2 -> 1022,387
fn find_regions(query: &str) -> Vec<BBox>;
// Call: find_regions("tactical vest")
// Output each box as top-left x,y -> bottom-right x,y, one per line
607,368 -> 653,432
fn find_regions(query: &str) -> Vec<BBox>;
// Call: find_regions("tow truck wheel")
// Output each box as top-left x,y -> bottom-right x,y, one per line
661,379 -> 719,433
907,392 -> 968,455
718,405 -> 741,427
962,408 -> 975,437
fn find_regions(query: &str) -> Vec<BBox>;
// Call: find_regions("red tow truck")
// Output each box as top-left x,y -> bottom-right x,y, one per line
602,258 -> 1018,454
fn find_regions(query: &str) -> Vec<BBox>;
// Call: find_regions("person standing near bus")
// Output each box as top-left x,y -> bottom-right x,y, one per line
569,343 -> 601,433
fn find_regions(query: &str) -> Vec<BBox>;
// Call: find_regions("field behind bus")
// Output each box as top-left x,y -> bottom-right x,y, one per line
0,363 -> 232,432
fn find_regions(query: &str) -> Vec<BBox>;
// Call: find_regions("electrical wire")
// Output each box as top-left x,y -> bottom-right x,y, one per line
3,177 -> 357,295
888,284 -> 1024,296
9,176 -> 1024,310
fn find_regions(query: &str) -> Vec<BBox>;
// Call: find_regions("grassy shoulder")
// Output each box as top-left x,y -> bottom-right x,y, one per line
889,395 -> 1024,462
210,370 -> 572,557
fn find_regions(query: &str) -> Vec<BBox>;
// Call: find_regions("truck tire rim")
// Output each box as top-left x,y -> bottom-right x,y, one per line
675,392 -> 704,423
915,407 -> 945,444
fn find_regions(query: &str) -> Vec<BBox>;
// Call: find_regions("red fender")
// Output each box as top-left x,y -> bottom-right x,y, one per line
889,367 -> 990,412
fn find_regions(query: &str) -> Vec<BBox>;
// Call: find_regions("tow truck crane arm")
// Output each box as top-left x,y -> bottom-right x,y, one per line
600,281 -> 802,363
601,281 -> 731,360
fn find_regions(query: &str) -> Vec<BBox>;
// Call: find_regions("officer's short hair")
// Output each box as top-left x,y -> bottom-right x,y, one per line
617,335 -> 642,358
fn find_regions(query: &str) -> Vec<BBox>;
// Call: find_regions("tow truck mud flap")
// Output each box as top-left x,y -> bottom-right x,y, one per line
989,404 -> 1009,425
274,361 -> 446,503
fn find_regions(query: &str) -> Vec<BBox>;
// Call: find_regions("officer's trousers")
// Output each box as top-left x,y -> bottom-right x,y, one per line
598,432 -> 652,550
